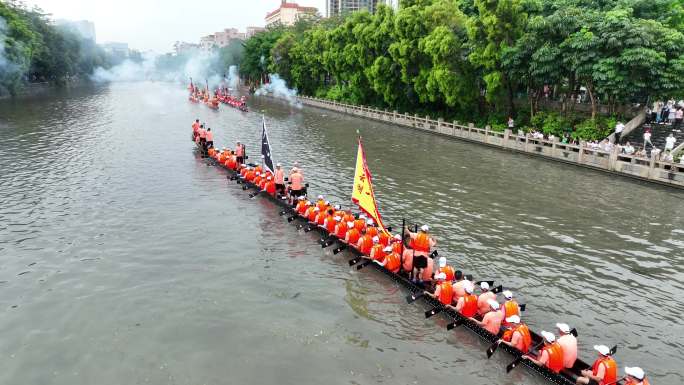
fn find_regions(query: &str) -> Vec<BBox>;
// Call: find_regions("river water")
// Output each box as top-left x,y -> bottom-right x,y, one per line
0,82 -> 682,385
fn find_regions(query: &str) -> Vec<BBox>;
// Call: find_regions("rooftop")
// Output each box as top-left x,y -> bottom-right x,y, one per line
266,2 -> 318,19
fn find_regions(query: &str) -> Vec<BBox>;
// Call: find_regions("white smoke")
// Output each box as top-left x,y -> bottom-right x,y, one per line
91,52 -> 157,83
226,65 -> 239,91
255,73 -> 301,108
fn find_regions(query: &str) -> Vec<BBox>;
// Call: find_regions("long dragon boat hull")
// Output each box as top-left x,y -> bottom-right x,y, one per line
193,142 -> 600,385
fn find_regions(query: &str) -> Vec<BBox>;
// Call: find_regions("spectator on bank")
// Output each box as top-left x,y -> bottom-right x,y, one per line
644,128 -> 654,149
660,104 -> 670,124
508,117 -> 515,130
645,107 -> 653,124
622,142 -> 635,155
635,148 -> 647,158
675,108 -> 683,130
651,148 -> 662,160
663,151 -> 674,162
665,133 -> 677,152
614,121 -> 625,143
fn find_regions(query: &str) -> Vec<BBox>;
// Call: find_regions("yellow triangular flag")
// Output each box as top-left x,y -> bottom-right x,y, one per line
351,137 -> 389,235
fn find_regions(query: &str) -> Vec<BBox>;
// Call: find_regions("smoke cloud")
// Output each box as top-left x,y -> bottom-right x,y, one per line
255,74 -> 301,108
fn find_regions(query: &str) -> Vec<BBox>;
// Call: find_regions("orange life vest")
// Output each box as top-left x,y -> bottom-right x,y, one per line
625,379 -> 649,385
357,235 -> 373,255
378,232 -> 390,246
207,147 -> 216,157
295,201 -> 307,215
346,228 -> 360,245
316,212 -> 327,226
370,244 -> 385,261
592,356 -> 618,385
439,265 -> 455,282
335,221 -> 348,239
325,216 -> 336,233
265,181 -> 275,196
366,227 -> 378,238
354,219 -> 365,232
460,294 -> 478,317
413,232 -> 431,252
245,170 -> 255,182
391,241 -> 403,255
437,281 -> 454,305
542,343 -> 564,373
308,209 -> 318,223
503,300 -> 521,319
240,168 -> 248,177
384,252 -> 401,273
514,324 -> 532,353
274,169 -> 284,184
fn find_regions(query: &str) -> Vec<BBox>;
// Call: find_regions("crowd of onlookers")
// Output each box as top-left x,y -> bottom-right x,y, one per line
645,99 -> 684,128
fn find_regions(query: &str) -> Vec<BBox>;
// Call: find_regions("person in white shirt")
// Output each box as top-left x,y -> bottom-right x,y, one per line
623,142 -> 635,155
663,151 -> 673,162
614,121 -> 625,143
643,129 -> 654,149
664,133 -> 676,151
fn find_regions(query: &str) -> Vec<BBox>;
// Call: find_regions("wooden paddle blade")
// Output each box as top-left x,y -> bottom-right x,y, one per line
322,241 -> 335,248
333,245 -> 346,255
610,345 -> 617,355
356,260 -> 371,270
304,226 -> 313,232
406,292 -> 423,304
520,303 -> 526,312
492,285 -> 503,294
486,341 -> 499,358
348,257 -> 361,266
506,356 -> 525,373
430,250 -> 438,258
446,318 -> 464,330
424,307 -> 442,318
287,216 -> 296,222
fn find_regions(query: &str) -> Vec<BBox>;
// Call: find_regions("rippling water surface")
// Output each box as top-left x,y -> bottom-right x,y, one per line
0,82 -> 682,385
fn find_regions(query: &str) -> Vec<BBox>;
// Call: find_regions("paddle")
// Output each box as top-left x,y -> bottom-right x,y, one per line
287,215 -> 297,222
405,292 -> 424,304
492,285 -> 503,294
348,255 -> 363,266
242,185 -> 249,190
321,238 -> 336,248
520,304 -> 526,312
333,245 -> 347,254
304,225 -> 315,233
356,259 -> 372,270
486,340 -> 500,358
446,318 -> 465,330
249,191 -> 261,198
570,328 -> 578,337
505,341 -> 544,373
424,306 -> 443,318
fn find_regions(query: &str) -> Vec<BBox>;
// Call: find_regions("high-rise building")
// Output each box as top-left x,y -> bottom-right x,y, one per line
326,0 -> 396,17
246,27 -> 266,39
265,1 -> 319,27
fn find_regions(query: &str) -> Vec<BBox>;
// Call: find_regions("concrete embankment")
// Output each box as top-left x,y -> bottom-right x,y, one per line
298,96 -> 684,189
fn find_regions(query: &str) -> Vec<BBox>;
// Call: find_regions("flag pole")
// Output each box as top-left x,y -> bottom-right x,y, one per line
400,218 -> 405,272
261,115 -> 265,171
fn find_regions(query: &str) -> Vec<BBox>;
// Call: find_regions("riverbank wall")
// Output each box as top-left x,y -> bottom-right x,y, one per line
298,96 -> 684,189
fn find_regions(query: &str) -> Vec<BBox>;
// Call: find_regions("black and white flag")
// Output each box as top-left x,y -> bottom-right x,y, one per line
261,116 -> 275,173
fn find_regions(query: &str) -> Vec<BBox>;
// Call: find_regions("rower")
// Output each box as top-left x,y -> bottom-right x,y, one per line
376,246 -> 401,273
199,125 -> 207,150
391,234 -> 403,255
526,331 -> 564,374
378,229 -> 390,246
450,282 -> 477,317
274,163 -> 285,197
192,119 -> 200,140
288,167 -> 304,205
452,270 -> 471,299
206,128 -> 214,148
624,367 -> 649,385
334,217 -> 349,239
472,299 -> 503,335
576,345 -> 617,385
499,315 -> 532,353
235,141 -> 244,166
477,281 -> 497,316
403,224 -> 436,282
365,219 -> 378,238
437,257 -> 455,281
295,197 -> 309,215
325,214 -> 340,234
356,229 -> 373,255
501,290 -> 521,326
425,273 -> 453,305
315,195 -> 326,211
315,207 -> 329,227
345,222 -> 361,245
369,236 -> 385,261
308,206 -> 320,223
556,323 -> 577,370
264,176 -> 276,196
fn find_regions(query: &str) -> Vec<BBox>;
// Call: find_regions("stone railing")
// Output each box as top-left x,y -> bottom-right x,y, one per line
298,96 -> 684,189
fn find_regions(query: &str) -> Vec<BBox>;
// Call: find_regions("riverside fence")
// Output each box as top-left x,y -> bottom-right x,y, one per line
298,96 -> 684,189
